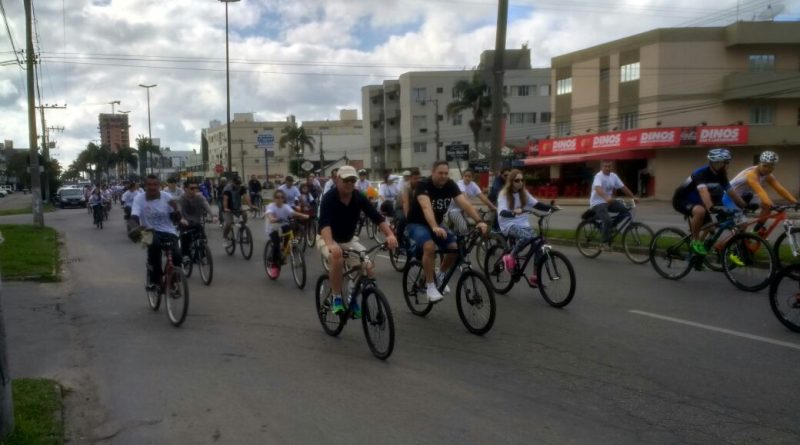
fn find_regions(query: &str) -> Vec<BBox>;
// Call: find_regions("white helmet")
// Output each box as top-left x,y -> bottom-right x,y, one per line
759,151 -> 779,165
707,148 -> 732,162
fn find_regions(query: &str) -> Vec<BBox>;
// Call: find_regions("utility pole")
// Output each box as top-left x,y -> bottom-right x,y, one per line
35,105 -> 66,202
318,132 -> 325,176
238,139 -> 245,177
434,99 -> 441,162
25,0 -> 42,227
490,0 -> 509,174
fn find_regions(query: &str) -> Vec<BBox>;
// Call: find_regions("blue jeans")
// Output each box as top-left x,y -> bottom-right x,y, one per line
504,225 -> 537,257
406,223 -> 456,257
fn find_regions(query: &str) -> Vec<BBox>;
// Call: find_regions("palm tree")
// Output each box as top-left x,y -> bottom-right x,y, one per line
446,73 -> 507,159
114,147 -> 138,179
136,136 -> 161,176
278,123 -> 315,175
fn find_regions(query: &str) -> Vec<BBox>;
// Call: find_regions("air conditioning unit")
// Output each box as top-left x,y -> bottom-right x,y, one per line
420,128 -> 428,133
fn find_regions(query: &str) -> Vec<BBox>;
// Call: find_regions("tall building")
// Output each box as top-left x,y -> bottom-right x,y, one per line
363,49 -> 551,174
526,21 -> 800,199
98,113 -> 130,152
302,109 -> 367,175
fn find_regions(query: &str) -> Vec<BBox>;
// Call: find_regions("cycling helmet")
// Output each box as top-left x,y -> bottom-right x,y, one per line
707,148 -> 732,162
759,150 -> 779,164
358,169 -> 367,175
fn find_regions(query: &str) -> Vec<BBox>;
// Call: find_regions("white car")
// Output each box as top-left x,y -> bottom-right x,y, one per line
0,189 -> 7,198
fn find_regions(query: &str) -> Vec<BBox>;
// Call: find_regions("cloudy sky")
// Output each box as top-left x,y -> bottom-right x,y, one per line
0,0 -> 797,167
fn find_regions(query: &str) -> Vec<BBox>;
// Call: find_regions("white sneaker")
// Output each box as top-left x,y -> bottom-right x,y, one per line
426,283 -> 443,303
436,272 -> 451,294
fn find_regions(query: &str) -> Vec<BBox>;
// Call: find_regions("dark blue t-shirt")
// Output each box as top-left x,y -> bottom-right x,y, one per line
674,165 -> 731,205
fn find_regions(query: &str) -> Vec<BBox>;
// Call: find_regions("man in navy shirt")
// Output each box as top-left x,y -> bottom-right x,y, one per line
318,166 -> 398,317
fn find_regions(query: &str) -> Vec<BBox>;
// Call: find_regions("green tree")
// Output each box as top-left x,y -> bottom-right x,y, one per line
136,136 -> 160,177
278,123 -> 315,175
446,73 -> 508,159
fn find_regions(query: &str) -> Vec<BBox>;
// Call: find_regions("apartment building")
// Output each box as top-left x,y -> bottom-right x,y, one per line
98,113 -> 130,152
363,49 -> 551,175
526,21 -> 800,200
302,109 -> 368,174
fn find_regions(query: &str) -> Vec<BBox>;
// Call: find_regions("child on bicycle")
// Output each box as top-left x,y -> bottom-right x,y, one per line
498,169 -> 556,285
264,190 -> 308,278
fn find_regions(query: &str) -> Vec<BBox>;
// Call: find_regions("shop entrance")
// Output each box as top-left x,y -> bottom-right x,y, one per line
615,159 -> 649,196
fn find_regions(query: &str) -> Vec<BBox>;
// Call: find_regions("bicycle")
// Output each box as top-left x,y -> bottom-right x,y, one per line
91,203 -> 104,229
768,263 -> 800,332
649,207 -> 776,292
249,194 -> 263,218
402,227 -> 496,335
223,212 -> 254,260
576,199 -> 654,264
314,243 -> 395,360
750,204 -> 800,271
263,220 -> 306,289
180,225 -> 213,285
483,209 -> 576,307
139,230 -> 189,327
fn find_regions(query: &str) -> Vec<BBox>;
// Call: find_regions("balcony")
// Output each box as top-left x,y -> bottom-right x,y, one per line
723,72 -> 800,101
370,110 -> 385,123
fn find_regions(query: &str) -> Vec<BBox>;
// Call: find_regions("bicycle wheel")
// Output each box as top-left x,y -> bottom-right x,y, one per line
389,246 -> 407,272
536,250 -> 576,308
374,221 -> 386,244
649,227 -> 693,280
769,264 -> 800,332
291,243 -> 306,289
198,244 -> 213,285
305,220 -> 317,249
475,233 -> 506,273
263,241 -> 278,280
361,287 -> 395,360
224,231 -> 236,256
315,274 -> 345,336
576,221 -> 602,258
165,268 -> 189,327
622,222 -> 654,264
722,232 -> 775,292
146,272 -> 161,311
774,228 -> 800,273
455,270 -> 496,335
483,244 -> 515,295
401,259 -> 433,316
366,219 -> 376,240
703,245 -> 725,272
182,244 -> 194,278
239,226 -> 254,260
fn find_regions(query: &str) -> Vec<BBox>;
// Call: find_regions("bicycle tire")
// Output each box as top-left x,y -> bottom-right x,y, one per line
198,244 -> 213,285
361,286 -> 395,360
165,268 -> 189,327
475,233 -> 506,274
536,250 -> 576,308
374,222 -> 386,244
703,246 -> 725,272
722,232 -> 775,292
389,246 -> 407,272
483,244 -> 515,295
183,243 -> 195,278
146,272 -> 161,311
263,241 -> 279,280
622,222 -> 654,264
455,270 -> 496,335
291,244 -> 306,289
366,219 -> 376,240
315,274 -> 345,336
305,220 -> 317,249
774,228 -> 800,274
576,220 -> 602,258
401,259 -> 433,316
224,231 -> 236,256
768,264 -> 800,332
649,227 -> 693,280
239,225 -> 254,260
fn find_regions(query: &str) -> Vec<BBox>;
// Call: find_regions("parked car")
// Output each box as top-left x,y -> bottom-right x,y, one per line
0,189 -> 7,198
57,188 -> 86,208
0,185 -> 13,194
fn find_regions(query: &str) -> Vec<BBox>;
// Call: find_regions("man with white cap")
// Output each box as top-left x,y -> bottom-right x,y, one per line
318,166 -> 398,318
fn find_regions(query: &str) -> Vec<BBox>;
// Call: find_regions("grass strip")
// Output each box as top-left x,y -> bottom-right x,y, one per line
0,225 -> 59,281
1,378 -> 64,445
0,204 -> 56,217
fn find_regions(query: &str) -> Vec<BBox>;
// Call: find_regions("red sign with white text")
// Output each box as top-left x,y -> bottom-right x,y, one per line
696,126 -> 749,145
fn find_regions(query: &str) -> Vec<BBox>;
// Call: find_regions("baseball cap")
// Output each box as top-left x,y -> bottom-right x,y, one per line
338,166 -> 358,179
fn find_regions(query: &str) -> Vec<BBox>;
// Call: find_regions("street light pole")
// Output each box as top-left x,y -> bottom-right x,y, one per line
220,0 -> 240,177
139,84 -> 156,175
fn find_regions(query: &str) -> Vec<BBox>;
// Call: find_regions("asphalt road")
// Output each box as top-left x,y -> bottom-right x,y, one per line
4,204 -> 800,444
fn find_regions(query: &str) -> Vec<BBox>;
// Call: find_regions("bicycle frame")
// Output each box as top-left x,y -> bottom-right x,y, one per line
433,229 -> 483,292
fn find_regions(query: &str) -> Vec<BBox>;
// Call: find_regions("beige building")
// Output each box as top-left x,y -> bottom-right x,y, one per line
363,49 -> 551,175
530,21 -> 800,200
302,109 -> 368,174
98,113 -> 130,152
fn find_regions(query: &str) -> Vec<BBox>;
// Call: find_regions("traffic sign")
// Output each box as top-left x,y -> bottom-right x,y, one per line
257,133 -> 275,151
445,143 -> 469,161
301,161 -> 314,172
214,164 -> 224,175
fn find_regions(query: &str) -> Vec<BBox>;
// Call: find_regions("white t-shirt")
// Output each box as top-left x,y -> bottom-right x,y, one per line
131,192 -> 178,236
264,203 -> 297,234
323,179 -> 336,195
589,172 -> 625,208
356,179 -> 370,193
122,190 -> 137,207
277,185 -> 300,205
450,179 -> 482,212
497,190 -> 538,233
378,183 -> 399,202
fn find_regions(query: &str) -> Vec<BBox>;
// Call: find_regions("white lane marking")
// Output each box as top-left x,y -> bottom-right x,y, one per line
629,310 -> 800,351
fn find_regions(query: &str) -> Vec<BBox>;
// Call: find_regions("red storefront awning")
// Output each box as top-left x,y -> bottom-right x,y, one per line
521,148 -> 656,166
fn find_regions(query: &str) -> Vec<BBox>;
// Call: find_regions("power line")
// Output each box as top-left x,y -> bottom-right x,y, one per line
0,0 -> 22,68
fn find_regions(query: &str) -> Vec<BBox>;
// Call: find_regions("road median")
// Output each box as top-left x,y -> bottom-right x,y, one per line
0,225 -> 60,282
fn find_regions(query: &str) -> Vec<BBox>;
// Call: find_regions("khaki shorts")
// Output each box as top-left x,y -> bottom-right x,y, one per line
317,236 -> 366,270
223,211 -> 247,226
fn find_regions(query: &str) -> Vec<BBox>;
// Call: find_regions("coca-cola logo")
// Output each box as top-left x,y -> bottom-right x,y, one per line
699,128 -> 741,144
641,131 -> 676,144
592,134 -> 621,148
552,139 -> 578,152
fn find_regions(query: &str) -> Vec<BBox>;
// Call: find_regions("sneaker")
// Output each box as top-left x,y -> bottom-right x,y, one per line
268,265 -> 280,278
350,301 -> 362,319
331,296 -> 345,315
502,254 -> 516,271
727,253 -> 745,267
527,275 -> 539,288
436,272 -> 451,294
426,283 -> 444,303
690,240 -> 708,256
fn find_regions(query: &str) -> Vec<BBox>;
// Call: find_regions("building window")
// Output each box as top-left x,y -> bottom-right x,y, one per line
620,62 -> 640,82
525,112 -> 536,124
540,112 -> 552,123
556,78 -> 572,95
599,68 -> 610,82
414,142 -> 427,153
620,112 -> 638,130
748,55 -> 775,72
413,87 -> 427,102
436,87 -> 443,94
517,85 -> 531,96
452,114 -> 462,125
556,122 -> 571,137
510,113 -> 524,125
413,115 -> 427,129
750,106 -> 775,125
539,85 -> 551,96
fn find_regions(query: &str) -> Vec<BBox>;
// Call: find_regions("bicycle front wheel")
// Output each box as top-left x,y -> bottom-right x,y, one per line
483,244 -> 515,295
239,226 -> 254,260
774,228 -> 800,273
536,250 -> 576,308
361,287 -> 395,360
622,222 -> 654,264
722,232 -> 775,292
182,244 -> 194,278
305,220 -> 317,249
389,246 -> 407,272
769,264 -> 800,332
649,227 -> 693,280
198,244 -> 213,285
224,231 -> 236,256
146,271 -> 161,311
401,260 -> 433,316
165,268 -> 189,327
315,274 -> 345,336
455,270 -> 496,335
576,221 -> 602,258
263,241 -> 278,280
366,219 -> 376,240
291,243 -> 306,289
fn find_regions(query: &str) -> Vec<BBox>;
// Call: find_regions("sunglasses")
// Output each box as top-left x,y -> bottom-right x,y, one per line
513,179 -> 523,183
342,178 -> 357,184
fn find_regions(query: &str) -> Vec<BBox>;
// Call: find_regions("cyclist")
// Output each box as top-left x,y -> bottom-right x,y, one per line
672,148 -> 748,256
222,176 -> 251,248
356,169 -> 371,194
248,175 -> 263,211
395,168 -> 422,249
448,168 -> 496,234
724,150 -> 798,231
264,189 -> 309,278
488,168 -> 510,206
177,181 -> 217,265
305,173 -> 322,199
407,161 -> 488,303
216,178 -> 228,226
322,168 -> 339,196
318,166 -> 397,318
498,169 -> 557,286
277,175 -> 300,207
88,188 -> 104,223
589,160 -> 638,249
378,171 -> 399,216
128,175 -> 182,293
164,177 -> 183,199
